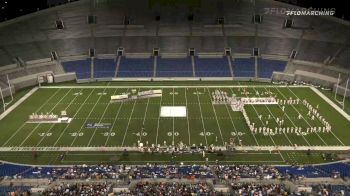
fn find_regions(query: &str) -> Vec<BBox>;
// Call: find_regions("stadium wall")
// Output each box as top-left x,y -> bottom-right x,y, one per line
333,84 -> 350,97
294,70 -> 338,87
10,71 -> 54,90
272,72 -> 295,82
54,72 -> 76,83
0,86 -> 15,98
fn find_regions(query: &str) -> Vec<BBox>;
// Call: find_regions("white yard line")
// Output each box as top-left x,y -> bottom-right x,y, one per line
275,87 -> 328,145
104,88 -> 129,146
310,87 -> 350,122
242,89 -> 286,162
53,89 -> 95,146
155,88 -> 164,146
140,89 -> 151,143
70,88 -> 108,147
121,88 -> 139,147
287,88 -> 345,146
184,88 -> 191,145
249,102 -> 279,146
3,145 -> 350,152
228,88 -> 260,146
36,89 -> 76,146
172,88 -> 175,145
87,88 -> 118,146
252,87 -> 293,146
0,87 -> 39,120
206,88 -> 225,145
262,87 -> 311,146
22,89 -> 72,146
2,88 -> 62,147
195,88 -> 208,147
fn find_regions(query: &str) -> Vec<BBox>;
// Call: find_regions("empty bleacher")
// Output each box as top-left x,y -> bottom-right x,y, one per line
258,59 -> 287,78
194,57 -> 231,77
62,59 -> 91,79
275,166 -> 329,178
232,58 -> 255,77
94,58 -> 117,78
156,57 -> 193,77
315,163 -> 350,178
0,163 -> 31,178
275,162 -> 350,179
117,57 -> 154,77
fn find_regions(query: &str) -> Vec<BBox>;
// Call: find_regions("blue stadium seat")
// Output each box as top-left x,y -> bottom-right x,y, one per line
315,163 -> 350,178
275,166 -> 329,178
156,57 -> 193,77
118,57 -> 154,77
62,59 -> 91,79
330,185 -> 350,195
258,59 -> 287,78
195,57 -> 231,77
94,58 -> 117,78
0,186 -> 31,195
0,163 -> 32,178
233,58 -> 255,77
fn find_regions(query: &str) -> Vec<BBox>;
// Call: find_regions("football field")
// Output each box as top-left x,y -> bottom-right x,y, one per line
0,84 -> 349,152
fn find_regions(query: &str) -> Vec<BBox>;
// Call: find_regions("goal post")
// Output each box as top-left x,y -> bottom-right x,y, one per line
0,87 -> 5,112
342,78 -> 349,110
6,74 -> 13,103
0,75 -> 15,113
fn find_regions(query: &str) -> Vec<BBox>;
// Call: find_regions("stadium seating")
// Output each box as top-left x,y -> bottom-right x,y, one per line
0,163 -> 31,178
213,165 -> 280,179
93,58 -> 117,78
258,59 -> 287,78
275,166 -> 329,178
194,57 -> 232,77
315,162 -> 350,178
117,57 -> 154,77
0,186 -> 31,195
2,162 -> 350,181
62,59 -> 91,79
156,57 -> 193,77
329,185 -> 350,195
131,182 -> 215,195
131,165 -> 213,179
232,58 -> 255,77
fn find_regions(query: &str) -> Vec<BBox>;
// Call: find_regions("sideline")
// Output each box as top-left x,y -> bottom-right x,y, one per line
0,87 -> 38,120
40,85 -> 307,89
0,145 -> 350,152
310,87 -> 350,122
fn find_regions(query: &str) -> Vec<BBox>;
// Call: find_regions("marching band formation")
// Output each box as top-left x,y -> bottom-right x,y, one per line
244,97 -> 332,136
29,112 -> 59,121
212,89 -> 332,137
211,90 -> 230,104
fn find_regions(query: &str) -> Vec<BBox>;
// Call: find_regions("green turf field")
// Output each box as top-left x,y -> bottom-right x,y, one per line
0,83 -> 349,165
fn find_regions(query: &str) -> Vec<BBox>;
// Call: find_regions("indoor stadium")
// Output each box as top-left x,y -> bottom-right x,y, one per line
0,0 -> 350,195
